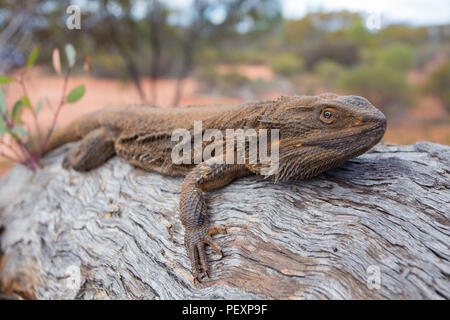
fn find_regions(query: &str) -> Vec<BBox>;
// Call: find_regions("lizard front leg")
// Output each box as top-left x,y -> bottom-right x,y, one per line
63,127 -> 115,171
180,158 -> 251,282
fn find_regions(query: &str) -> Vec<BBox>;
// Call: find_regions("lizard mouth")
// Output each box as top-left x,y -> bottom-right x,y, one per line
281,121 -> 387,180
302,121 -> 386,148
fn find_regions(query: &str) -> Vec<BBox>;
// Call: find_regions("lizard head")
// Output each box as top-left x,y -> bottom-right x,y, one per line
258,93 -> 387,180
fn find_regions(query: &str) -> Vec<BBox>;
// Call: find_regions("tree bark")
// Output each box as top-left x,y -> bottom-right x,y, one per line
0,142 -> 449,299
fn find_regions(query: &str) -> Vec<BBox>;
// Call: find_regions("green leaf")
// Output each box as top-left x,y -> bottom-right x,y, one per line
35,101 -> 43,115
0,87 -> 5,114
66,85 -> 85,103
0,117 -> 5,136
26,47 -> 39,68
0,75 -> 13,84
20,96 -> 32,110
65,43 -> 76,68
12,100 -> 23,123
11,125 -> 28,137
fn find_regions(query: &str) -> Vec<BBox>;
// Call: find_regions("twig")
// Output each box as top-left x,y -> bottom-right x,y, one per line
18,70 -> 42,149
0,138 -> 25,162
23,121 -> 38,153
39,66 -> 72,156
1,114 -> 39,168
0,149 -> 22,164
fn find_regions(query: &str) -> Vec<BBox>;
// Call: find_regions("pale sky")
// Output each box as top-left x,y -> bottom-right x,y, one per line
165,0 -> 450,26
281,0 -> 450,26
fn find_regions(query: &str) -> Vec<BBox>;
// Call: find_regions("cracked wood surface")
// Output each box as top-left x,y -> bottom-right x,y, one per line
0,142 -> 449,299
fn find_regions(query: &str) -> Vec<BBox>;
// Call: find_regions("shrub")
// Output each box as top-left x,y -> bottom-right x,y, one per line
314,59 -> 345,87
197,65 -> 252,95
237,49 -> 269,65
375,44 -> 416,72
197,64 -> 220,89
302,37 -> 359,70
216,48 -> 269,65
423,61 -> 450,112
270,53 -> 304,77
92,52 -> 125,77
338,64 -> 411,110
218,70 -> 251,94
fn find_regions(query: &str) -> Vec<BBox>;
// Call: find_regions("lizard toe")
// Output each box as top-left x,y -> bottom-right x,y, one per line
185,236 -> 201,282
196,241 -> 209,277
184,225 -> 226,282
203,234 -> 223,258
208,225 -> 227,236
62,155 -> 71,169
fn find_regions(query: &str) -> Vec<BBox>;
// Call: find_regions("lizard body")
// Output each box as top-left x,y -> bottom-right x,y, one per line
45,93 -> 387,281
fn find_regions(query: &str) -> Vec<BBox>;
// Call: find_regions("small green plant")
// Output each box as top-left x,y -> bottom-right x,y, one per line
0,44 -> 86,171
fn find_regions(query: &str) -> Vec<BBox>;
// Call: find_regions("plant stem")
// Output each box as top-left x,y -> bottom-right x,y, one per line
0,150 -> 22,164
39,66 -> 72,156
1,114 -> 40,169
19,71 -> 42,151
0,138 -> 25,162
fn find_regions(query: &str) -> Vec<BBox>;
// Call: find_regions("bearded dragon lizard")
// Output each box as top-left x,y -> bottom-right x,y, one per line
44,93 -> 387,282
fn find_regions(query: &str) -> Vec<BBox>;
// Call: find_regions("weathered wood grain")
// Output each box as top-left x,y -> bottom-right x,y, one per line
0,142 -> 449,299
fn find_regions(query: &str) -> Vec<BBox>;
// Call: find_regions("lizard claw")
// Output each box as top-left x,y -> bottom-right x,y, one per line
184,225 -> 226,282
62,154 -> 71,169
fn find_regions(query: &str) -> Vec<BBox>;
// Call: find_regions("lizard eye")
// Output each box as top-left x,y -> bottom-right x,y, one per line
320,108 -> 335,123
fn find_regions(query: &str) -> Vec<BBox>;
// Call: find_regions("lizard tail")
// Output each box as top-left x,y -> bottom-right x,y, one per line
42,124 -> 82,155
42,112 -> 102,155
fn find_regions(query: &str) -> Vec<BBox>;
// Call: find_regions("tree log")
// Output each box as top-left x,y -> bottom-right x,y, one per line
0,142 -> 449,299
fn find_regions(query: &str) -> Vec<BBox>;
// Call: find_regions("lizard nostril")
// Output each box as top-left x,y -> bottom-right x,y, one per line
363,113 -> 386,127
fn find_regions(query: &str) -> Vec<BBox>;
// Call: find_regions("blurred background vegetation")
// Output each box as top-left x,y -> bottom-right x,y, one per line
0,0 -> 449,173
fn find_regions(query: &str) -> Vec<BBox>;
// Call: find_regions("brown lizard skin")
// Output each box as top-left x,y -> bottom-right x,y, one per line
44,93 -> 387,282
